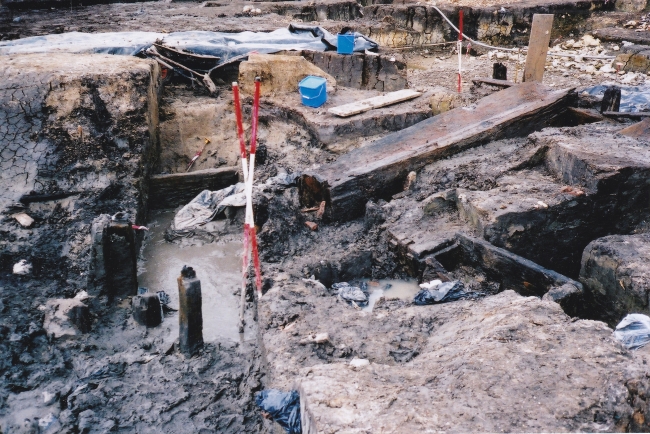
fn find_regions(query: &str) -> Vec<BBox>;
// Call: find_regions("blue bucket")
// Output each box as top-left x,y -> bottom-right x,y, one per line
337,34 -> 355,55
299,76 -> 327,108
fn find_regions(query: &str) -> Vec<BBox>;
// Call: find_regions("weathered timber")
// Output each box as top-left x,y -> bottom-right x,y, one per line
132,293 -> 163,327
593,27 -> 650,45
471,78 -> 515,88
453,234 -> 583,297
619,117 -> 650,138
328,89 -> 422,117
298,82 -> 575,221
566,107 -> 605,125
178,266 -> 203,357
603,111 -> 650,119
523,14 -> 554,82
493,63 -> 507,80
600,86 -> 621,113
149,167 -> 238,209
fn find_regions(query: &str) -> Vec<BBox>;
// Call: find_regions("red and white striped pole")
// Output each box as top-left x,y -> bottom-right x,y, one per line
457,9 -> 463,93
233,78 -> 263,332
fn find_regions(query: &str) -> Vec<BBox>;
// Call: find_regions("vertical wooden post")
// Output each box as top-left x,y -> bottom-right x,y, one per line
523,14 -> 554,83
178,266 -> 203,356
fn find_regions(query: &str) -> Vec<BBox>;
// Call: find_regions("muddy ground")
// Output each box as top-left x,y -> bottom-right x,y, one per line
3,0 -> 650,432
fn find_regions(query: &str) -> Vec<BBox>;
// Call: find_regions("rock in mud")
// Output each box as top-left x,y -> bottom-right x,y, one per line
42,298 -> 92,338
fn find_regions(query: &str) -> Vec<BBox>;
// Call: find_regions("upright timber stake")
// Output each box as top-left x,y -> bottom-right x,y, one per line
601,86 -> 621,113
178,266 -> 203,357
523,14 -> 554,83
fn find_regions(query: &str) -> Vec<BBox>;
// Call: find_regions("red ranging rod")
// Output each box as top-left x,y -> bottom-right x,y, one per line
245,77 -> 263,295
457,9 -> 463,93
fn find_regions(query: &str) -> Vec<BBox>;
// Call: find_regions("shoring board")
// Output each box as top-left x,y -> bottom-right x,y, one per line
298,82 -> 575,221
328,89 -> 422,117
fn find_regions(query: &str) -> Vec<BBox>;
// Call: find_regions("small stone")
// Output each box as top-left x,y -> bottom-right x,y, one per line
43,391 -> 58,405
12,212 -> 34,228
305,221 -> 318,231
13,259 -> 32,275
349,358 -> 370,369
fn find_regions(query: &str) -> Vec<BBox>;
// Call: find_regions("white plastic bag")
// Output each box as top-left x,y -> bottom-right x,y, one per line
614,314 -> 650,350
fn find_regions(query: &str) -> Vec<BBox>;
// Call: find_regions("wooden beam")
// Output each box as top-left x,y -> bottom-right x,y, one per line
619,117 -> 650,138
603,111 -> 650,119
297,82 -> 575,222
471,78 -> 515,88
523,14 -> 554,83
149,167 -> 238,209
328,89 -> 422,117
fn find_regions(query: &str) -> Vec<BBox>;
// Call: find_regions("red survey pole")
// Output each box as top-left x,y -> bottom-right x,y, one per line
457,9 -> 463,93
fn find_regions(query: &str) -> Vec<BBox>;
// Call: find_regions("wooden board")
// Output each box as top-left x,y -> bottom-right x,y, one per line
328,89 -> 421,117
471,78 -> 515,88
523,14 -> 554,83
619,117 -> 650,138
298,82 -> 575,222
603,111 -> 650,119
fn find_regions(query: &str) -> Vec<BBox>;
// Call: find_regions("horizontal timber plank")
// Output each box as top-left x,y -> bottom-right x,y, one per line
149,167 -> 239,209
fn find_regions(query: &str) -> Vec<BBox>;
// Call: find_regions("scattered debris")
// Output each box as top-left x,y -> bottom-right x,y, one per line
300,332 -> 329,344
414,281 -> 480,305
334,282 -> 368,307
255,390 -> 301,434
349,358 -> 370,369
12,212 -> 34,228
305,221 -> 318,231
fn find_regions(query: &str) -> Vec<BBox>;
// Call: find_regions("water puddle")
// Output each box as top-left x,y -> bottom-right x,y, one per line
138,210 -> 254,343
362,278 -> 420,312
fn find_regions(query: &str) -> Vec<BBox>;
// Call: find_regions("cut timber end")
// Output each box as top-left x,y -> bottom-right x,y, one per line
298,82 -> 575,222
523,14 -> 554,83
328,89 -> 422,117
619,117 -> 650,138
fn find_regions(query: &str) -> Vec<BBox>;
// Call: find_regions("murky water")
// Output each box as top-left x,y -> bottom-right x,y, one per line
362,278 -> 421,311
138,210 -> 254,343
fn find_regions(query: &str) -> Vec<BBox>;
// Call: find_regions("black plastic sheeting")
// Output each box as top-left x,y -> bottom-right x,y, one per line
0,25 -> 379,62
414,281 -> 482,305
256,389 -> 301,434
584,83 -> 650,113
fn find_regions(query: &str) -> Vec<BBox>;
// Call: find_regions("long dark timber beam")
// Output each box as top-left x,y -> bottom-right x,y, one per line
298,82 -> 575,221
149,167 -> 238,209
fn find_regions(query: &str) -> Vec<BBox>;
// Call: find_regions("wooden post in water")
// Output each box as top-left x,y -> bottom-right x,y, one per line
178,266 -> 203,356
523,14 -> 554,83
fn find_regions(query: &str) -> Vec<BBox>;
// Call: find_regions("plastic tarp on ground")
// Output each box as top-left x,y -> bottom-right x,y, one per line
584,83 -> 650,113
0,25 -> 378,62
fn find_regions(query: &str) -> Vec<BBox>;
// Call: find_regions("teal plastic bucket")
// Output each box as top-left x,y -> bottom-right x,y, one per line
299,76 -> 327,108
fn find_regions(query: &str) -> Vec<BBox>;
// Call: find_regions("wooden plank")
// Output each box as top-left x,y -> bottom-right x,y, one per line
297,82 -> 574,222
603,111 -> 650,119
523,14 -> 554,83
149,167 -> 239,209
471,78 -> 515,88
619,117 -> 650,138
328,89 -> 421,117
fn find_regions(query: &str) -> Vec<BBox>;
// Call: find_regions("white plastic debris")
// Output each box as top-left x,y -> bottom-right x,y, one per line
242,5 -> 252,12
419,279 -> 442,290
13,259 -> 32,275
614,314 -> 650,350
